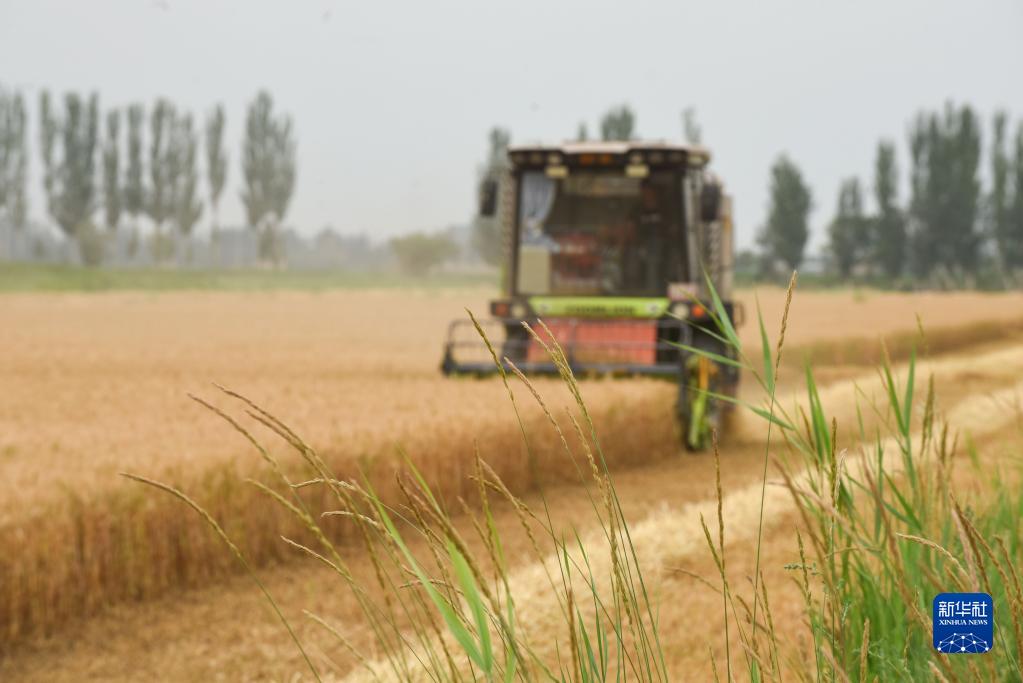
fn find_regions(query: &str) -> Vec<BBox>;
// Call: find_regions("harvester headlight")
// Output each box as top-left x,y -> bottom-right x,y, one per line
670,302 -> 690,319
545,164 -> 568,178
625,163 -> 649,178
510,303 -> 527,320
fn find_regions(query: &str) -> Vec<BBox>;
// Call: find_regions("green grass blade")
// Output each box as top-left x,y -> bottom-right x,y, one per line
577,606 -> 601,679
703,271 -> 741,350
804,362 -> 831,461
448,540 -> 493,674
696,388 -> 796,431
370,497 -> 484,670
757,299 -> 775,395
687,320 -> 736,349
903,349 -> 915,434
880,359 -> 904,441
667,341 -> 746,369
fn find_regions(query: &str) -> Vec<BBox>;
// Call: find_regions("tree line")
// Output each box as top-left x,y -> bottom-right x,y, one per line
0,87 -> 296,266
758,102 -> 1023,288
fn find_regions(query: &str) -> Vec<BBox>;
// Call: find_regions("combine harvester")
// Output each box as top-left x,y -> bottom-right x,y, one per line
442,140 -> 741,450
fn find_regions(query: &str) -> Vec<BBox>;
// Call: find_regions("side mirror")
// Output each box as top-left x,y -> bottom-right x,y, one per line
700,182 -> 721,222
478,178 -> 499,218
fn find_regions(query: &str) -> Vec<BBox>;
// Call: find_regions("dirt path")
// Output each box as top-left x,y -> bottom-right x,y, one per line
4,333 -> 1023,681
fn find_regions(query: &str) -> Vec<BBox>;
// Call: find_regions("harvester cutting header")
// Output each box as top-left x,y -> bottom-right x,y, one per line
442,140 -> 742,450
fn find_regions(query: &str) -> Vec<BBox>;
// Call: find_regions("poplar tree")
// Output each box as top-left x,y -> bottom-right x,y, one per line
147,99 -> 175,262
908,103 -> 982,276
39,90 -> 101,262
0,89 -> 28,232
988,111 -> 1018,268
123,105 -> 145,223
872,141 -> 906,279
101,110 -> 121,233
204,104 -> 228,234
828,178 -> 866,278
600,104 -> 636,141
758,154 -> 812,273
240,90 -> 296,264
1009,123 -> 1023,270
172,114 -> 203,259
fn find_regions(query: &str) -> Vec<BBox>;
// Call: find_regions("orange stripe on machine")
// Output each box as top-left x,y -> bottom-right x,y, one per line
527,320 -> 658,365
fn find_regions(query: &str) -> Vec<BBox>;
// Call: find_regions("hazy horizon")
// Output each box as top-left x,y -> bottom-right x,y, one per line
2,0 -> 1021,252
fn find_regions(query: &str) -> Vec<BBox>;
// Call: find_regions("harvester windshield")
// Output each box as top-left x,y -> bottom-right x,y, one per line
516,170 -> 686,297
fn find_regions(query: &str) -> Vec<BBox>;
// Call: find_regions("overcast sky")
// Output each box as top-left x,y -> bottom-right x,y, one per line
2,0 -> 1021,250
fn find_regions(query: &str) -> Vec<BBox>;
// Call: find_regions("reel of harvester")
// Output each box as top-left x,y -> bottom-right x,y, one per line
441,308 -> 738,453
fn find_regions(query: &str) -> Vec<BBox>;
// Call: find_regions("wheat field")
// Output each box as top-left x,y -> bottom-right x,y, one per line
2,285 -> 1023,648
5,316 -> 1023,681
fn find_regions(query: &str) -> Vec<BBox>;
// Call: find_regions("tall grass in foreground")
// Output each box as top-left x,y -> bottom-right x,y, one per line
125,275 -> 1023,681
688,274 -> 1023,681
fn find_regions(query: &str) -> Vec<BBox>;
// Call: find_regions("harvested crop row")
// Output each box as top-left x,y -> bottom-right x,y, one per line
0,379 -> 679,644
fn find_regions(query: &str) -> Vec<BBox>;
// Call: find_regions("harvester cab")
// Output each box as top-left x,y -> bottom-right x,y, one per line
441,140 -> 741,450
